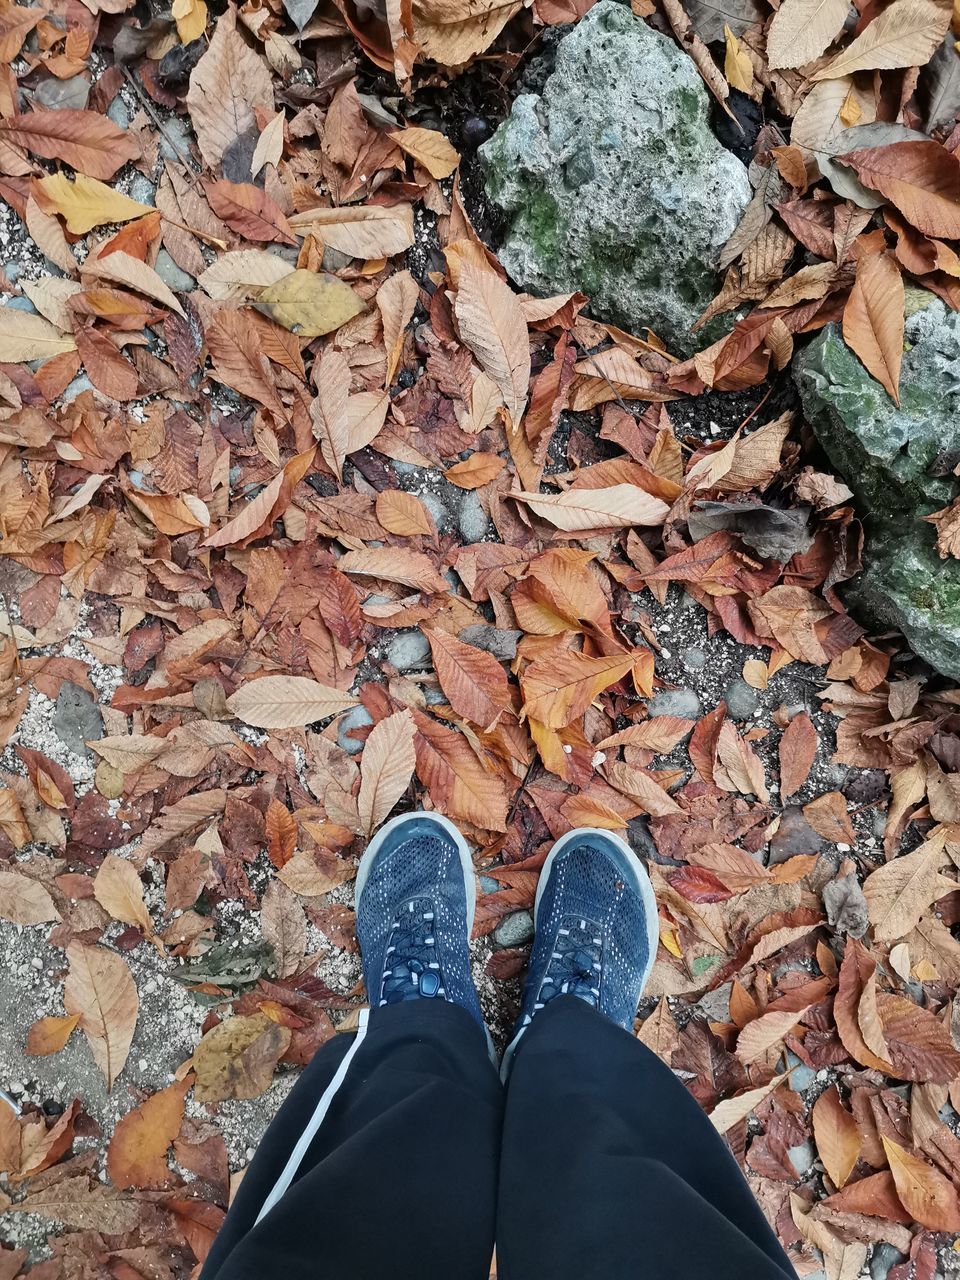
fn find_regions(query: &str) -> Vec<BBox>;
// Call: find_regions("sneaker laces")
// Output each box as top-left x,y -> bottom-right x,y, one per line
535,918 -> 602,1009
379,896 -> 445,1005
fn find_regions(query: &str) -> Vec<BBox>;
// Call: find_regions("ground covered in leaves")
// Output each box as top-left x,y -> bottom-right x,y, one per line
3,0 -> 960,1279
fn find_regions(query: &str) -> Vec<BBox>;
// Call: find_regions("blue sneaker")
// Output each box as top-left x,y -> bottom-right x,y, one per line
355,811 -> 487,1035
501,828 -> 659,1076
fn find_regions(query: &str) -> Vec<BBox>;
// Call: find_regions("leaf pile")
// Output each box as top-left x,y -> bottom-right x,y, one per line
1,0 -> 960,1276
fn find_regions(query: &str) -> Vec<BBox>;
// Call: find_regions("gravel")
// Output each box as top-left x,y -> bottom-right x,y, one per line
724,677 -> 760,720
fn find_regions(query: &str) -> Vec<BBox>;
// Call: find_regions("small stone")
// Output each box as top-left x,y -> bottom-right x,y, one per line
106,95 -> 131,130
386,630 -> 432,671
724,678 -> 759,720
648,688 -> 701,719
460,625 -> 521,662
6,296 -> 37,316
159,116 -> 196,164
5,262 -> 21,284
870,1243 -> 906,1280
787,1140 -> 816,1177
154,249 -> 196,293
681,646 -> 706,671
492,910 -> 535,948
418,490 -> 451,532
785,1052 -> 816,1095
336,704 -> 373,755
322,246 -> 353,273
479,875 -> 499,894
458,489 -> 491,542
694,982 -> 731,1023
61,373 -> 94,403
35,75 -> 89,111
53,682 -> 104,760
128,175 -> 157,206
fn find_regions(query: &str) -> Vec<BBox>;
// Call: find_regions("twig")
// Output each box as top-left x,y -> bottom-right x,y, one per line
119,65 -> 202,184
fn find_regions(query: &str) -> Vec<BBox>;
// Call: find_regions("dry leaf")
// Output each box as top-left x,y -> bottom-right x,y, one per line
812,1086 -> 860,1189
107,1078 -> 191,1189
425,629 -> 514,729
287,204 -> 415,259
514,485 -> 668,531
862,839 -> 956,941
255,269 -> 365,337
0,109 -> 139,179
375,489 -> 433,536
0,309 -> 75,362
357,709 -> 417,837
842,253 -> 904,404
812,0 -> 949,79
882,1136 -> 960,1231
35,173 -> 153,235
260,880 -> 306,978
779,710 -> 817,798
735,1004 -> 813,1063
454,262 -> 530,426
837,140 -> 960,240
377,268 -> 419,386
446,453 -> 506,489
192,1013 -> 290,1103
64,941 -> 138,1090
185,5 -> 273,168
413,710 -> 508,832
767,0 -> 848,70
390,126 -> 460,179
93,855 -> 155,938
521,651 -> 634,729
0,869 -> 60,924
26,1013 -> 80,1056
226,675 -> 358,729
709,1072 -> 789,1133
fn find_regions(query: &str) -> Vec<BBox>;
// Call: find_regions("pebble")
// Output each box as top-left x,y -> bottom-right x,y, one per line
5,262 -> 21,284
128,175 -> 157,206
154,249 -> 196,293
492,910 -> 535,948
418,490 -> 450,531
106,95 -> 131,129
158,116 -> 196,164
648,688 -> 701,719
694,982 -> 731,1023
336,704 -> 374,755
681,646 -> 706,671
35,75 -> 89,111
870,1243 -> 906,1280
787,1140 -> 816,1177
479,875 -> 499,894
6,296 -> 37,316
59,373 -> 92,401
724,678 -> 759,720
386,630 -> 432,671
458,490 -> 491,542
785,1051 -> 815,1095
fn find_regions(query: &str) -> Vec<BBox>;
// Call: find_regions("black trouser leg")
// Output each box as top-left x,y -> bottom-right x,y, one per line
497,995 -> 796,1280
201,1001 -> 502,1280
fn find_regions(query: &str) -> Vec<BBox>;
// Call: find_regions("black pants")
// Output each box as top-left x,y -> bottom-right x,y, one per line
201,996 -> 796,1280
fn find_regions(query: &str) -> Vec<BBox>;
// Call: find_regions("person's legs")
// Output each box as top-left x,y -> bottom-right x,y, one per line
201,812 -> 502,1280
496,829 -> 796,1280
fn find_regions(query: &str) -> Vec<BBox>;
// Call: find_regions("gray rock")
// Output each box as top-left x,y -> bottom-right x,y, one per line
694,982 -> 731,1023
106,95 -> 131,130
785,1053 -> 816,1095
458,490 -> 491,542
479,875 -> 500,894
681,646 -> 706,671
724,678 -> 759,720
53,682 -> 103,760
154,249 -> 196,293
5,296 -> 37,316
4,263 -> 21,285
479,1 -> 750,352
159,116 -> 196,165
128,175 -> 157,207
492,910 -> 535,948
61,373 -> 93,403
417,490 -> 450,532
795,296 -> 960,677
35,75 -> 89,111
336,704 -> 374,755
648,688 -> 701,719
787,1140 -> 816,1178
870,1243 -> 906,1280
386,630 -> 432,671
461,625 -> 522,662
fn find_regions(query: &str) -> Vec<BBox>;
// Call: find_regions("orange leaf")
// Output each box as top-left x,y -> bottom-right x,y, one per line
812,1086 -> 860,1189
203,178 -> 295,245
778,710 -> 817,798
445,452 -> 506,489
803,790 -> 856,843
357,709 -> 417,838
107,1077 -> 191,1189
26,1013 -> 80,1056
375,489 -> 434,537
265,799 -> 297,868
520,651 -> 634,729
882,1136 -> 960,1231
837,140 -> 960,241
412,709 -> 508,832
841,252 -> 904,404
425,628 -> 515,730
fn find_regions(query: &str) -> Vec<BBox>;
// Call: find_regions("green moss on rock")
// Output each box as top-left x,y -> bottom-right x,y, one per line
478,0 -> 750,353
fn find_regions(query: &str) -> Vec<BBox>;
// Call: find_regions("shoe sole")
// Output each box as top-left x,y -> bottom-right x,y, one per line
501,828 -> 660,1080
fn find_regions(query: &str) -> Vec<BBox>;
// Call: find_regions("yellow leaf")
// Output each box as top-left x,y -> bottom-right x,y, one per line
35,173 -> 153,235
255,269 -> 365,337
390,126 -> 460,179
723,24 -> 753,92
172,0 -> 207,44
0,308 -> 75,361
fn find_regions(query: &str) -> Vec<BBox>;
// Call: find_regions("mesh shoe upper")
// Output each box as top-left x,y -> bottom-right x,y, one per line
355,819 -> 485,1029
516,833 -> 656,1036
